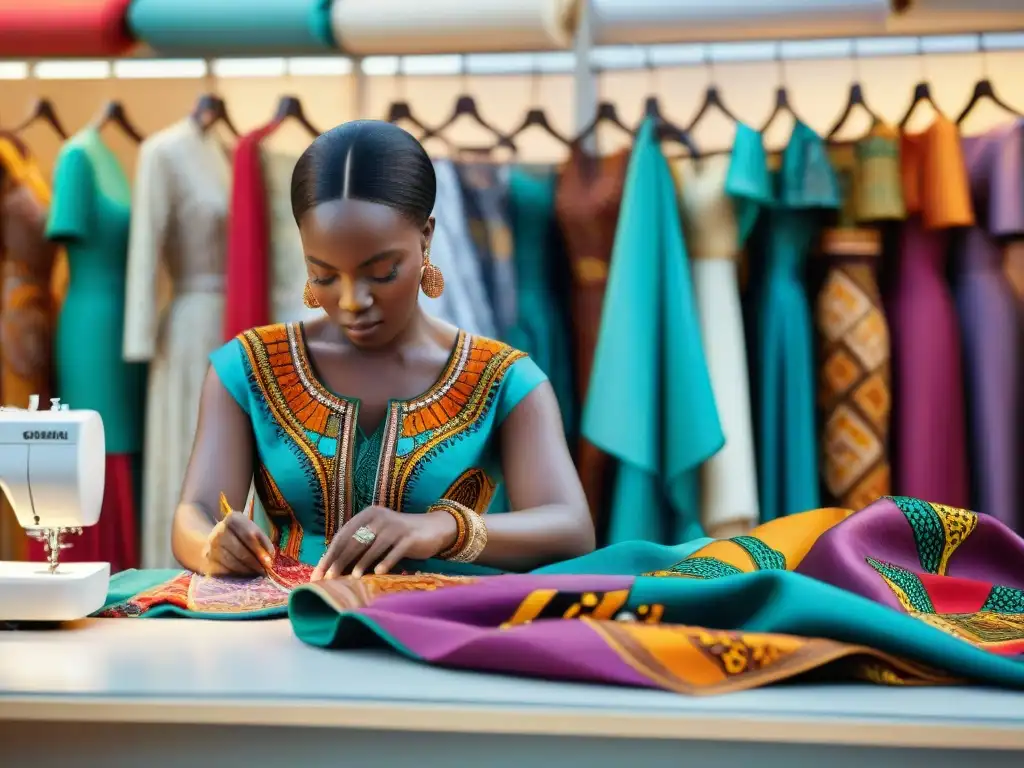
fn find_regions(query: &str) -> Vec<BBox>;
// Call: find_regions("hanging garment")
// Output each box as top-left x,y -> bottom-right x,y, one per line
41,128 -> 145,572
260,149 -> 322,325
752,122 -> 840,522
505,165 -> 576,440
455,162 -> 518,337
330,0 -> 577,55
101,496 -> 1024,698
584,119 -> 723,545
672,123 -> 769,538
428,160 -> 498,336
127,0 -> 335,56
0,1 -> 136,58
124,118 -> 233,568
888,117 -> 973,508
0,135 -> 61,562
555,147 -> 629,530
223,124 -> 278,339
954,119 -> 1024,530
816,124 -> 904,510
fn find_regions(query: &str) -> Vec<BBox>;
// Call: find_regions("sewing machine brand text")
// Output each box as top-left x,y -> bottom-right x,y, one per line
22,430 -> 69,440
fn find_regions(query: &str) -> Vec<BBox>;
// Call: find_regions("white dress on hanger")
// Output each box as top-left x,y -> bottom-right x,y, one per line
673,154 -> 760,537
124,118 -> 231,568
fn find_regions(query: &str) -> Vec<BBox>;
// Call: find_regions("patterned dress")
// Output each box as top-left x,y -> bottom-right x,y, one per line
816,124 -> 904,509
210,322 -> 546,565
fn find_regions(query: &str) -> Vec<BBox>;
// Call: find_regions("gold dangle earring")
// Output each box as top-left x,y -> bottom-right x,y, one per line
303,282 -> 321,309
420,246 -> 445,299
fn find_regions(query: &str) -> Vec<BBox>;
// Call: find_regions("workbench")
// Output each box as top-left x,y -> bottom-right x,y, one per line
2,618 -> 1023,767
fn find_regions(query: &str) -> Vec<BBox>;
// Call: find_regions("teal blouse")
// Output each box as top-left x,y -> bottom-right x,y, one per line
210,322 -> 547,565
47,129 -> 147,454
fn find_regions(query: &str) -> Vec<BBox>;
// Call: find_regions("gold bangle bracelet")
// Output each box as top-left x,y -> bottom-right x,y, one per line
429,501 -> 488,563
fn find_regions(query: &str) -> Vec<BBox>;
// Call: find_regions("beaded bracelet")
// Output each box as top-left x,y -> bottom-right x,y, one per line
430,501 -> 488,563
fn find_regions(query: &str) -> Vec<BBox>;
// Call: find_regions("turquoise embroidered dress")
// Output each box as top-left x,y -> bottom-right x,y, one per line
210,322 -> 547,565
583,119 -> 724,545
751,121 -> 840,522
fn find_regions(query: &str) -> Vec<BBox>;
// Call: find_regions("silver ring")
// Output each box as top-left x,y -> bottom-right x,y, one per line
353,526 -> 376,546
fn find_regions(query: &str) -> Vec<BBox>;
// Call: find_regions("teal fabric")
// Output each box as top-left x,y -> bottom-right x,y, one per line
48,129 -> 146,454
583,119 -> 724,546
209,327 -> 548,565
127,0 -> 336,55
504,165 -> 576,440
100,536 -> 714,618
752,122 -> 840,522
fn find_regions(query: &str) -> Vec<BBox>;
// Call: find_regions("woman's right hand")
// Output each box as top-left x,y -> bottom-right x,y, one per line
199,511 -> 275,576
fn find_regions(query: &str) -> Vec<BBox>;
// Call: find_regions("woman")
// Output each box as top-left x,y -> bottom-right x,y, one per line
171,120 -> 594,582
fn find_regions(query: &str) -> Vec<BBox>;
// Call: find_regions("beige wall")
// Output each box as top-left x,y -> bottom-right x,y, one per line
2,47 -> 1022,177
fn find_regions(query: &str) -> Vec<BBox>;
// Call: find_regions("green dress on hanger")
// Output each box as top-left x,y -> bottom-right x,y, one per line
752,121 -> 840,522
504,165 -> 575,440
582,119 -> 724,545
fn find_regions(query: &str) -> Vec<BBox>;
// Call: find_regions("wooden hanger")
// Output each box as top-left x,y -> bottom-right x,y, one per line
503,64 -> 570,150
420,56 -> 515,152
384,59 -> 434,139
92,100 -> 145,144
685,47 -> 739,134
15,98 -> 68,140
761,45 -> 803,134
272,95 -> 320,137
192,93 -> 239,137
899,38 -> 945,128
957,35 -> 1022,125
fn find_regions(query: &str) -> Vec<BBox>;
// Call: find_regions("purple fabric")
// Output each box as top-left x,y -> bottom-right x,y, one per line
955,124 -> 1024,530
358,574 -> 655,687
796,497 -> 1024,602
887,218 -> 970,508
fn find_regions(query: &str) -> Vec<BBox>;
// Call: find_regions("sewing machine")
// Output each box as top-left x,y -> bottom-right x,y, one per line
0,396 -> 109,623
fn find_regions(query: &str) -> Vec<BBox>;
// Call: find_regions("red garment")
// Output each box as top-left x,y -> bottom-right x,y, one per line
28,453 -> 138,574
223,121 -> 281,340
0,1 -> 135,58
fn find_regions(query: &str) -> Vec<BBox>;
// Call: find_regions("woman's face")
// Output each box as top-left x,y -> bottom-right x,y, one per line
298,199 -> 433,349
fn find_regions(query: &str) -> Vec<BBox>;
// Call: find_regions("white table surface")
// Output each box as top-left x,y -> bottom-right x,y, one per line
1,617 -> 1024,752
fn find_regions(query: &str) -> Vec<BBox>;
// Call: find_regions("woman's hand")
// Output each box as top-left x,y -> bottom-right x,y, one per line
200,511 -> 276,577
311,506 -> 457,581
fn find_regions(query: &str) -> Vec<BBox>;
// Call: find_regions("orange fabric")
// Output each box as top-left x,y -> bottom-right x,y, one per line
900,115 -> 975,229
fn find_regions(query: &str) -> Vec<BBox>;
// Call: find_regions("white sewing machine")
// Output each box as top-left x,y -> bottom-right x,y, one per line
0,395 -> 109,623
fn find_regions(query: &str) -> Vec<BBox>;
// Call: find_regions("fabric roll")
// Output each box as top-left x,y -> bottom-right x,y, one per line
331,0 -> 579,55
0,1 -> 135,58
592,0 -> 890,45
128,0 -> 335,55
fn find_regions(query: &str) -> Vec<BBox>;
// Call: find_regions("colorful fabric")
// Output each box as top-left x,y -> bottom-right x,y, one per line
209,322 -> 547,565
584,119 -> 724,545
47,129 -> 147,455
0,1 -> 136,58
128,0 -> 335,56
100,496 -> 1024,695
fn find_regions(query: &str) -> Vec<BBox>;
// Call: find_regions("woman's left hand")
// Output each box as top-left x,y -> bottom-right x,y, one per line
311,506 -> 457,581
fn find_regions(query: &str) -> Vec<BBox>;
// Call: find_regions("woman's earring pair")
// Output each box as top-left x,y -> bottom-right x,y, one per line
420,247 -> 444,299
303,282 -> 320,309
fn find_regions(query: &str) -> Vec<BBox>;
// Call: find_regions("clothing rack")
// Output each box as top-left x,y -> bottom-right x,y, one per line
5,22 -> 1024,133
